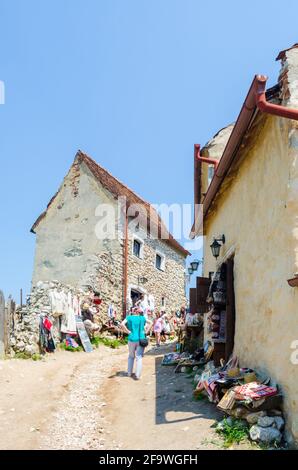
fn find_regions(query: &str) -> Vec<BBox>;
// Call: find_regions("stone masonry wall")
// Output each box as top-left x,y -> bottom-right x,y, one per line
127,225 -> 187,313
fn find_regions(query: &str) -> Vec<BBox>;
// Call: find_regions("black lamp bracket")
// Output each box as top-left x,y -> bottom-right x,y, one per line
215,235 -> 225,244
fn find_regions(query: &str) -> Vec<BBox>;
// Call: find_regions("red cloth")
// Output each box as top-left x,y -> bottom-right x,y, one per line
234,382 -> 277,400
43,317 -> 53,331
93,298 -> 102,305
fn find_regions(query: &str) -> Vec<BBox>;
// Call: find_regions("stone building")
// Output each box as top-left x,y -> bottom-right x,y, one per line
191,44 -> 298,446
31,150 -> 188,316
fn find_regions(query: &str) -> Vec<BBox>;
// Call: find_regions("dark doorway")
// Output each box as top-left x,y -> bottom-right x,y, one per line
131,289 -> 142,307
190,261 -> 236,365
211,257 -> 236,365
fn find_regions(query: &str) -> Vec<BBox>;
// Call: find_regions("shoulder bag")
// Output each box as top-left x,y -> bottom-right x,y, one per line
139,317 -> 149,348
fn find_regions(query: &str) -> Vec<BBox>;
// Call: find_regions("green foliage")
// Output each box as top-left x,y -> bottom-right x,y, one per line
59,342 -> 83,352
92,336 -> 127,349
193,392 -> 207,401
13,352 -> 42,360
32,353 -> 42,361
14,352 -> 31,359
90,336 -> 101,348
216,418 -> 249,447
65,345 -> 83,352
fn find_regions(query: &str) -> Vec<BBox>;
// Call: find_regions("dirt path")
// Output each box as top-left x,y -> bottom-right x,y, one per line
0,343 -> 225,450
103,343 -> 223,450
0,346 -> 123,450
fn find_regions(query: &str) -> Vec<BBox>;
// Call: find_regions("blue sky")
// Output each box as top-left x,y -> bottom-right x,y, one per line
0,0 -> 297,300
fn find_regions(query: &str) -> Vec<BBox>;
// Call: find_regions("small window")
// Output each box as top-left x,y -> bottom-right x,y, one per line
208,166 -> 215,184
161,296 -> 166,307
155,252 -> 165,271
156,254 -> 162,270
133,239 -> 141,258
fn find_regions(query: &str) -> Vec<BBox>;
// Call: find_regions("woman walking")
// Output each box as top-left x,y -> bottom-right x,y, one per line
121,307 -> 149,380
153,311 -> 164,347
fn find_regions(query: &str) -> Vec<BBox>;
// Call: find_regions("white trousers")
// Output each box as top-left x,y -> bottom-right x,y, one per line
127,341 -> 144,378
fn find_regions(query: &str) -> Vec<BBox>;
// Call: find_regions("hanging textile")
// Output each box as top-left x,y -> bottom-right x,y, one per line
49,289 -> 67,316
148,294 -> 155,311
72,295 -> 81,316
66,292 -> 77,335
39,316 -> 56,353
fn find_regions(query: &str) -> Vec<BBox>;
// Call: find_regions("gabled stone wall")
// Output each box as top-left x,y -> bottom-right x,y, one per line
32,159 -> 187,320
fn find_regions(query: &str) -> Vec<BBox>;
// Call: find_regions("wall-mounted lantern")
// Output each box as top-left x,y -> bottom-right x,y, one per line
190,259 -> 201,271
210,235 -> 225,259
187,259 -> 203,279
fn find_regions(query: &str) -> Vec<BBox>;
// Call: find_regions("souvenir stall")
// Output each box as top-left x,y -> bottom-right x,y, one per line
42,283 -> 103,352
12,281 -> 108,356
206,258 -> 235,365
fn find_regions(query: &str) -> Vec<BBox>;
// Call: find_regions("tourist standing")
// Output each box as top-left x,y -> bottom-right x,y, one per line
121,307 -> 149,380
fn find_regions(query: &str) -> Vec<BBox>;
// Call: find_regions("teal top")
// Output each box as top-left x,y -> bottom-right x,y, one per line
126,315 -> 146,342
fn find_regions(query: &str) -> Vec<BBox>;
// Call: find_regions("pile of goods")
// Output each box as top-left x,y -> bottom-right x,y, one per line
161,352 -> 182,366
162,343 -> 285,446
64,336 -> 81,350
193,357 -> 284,445
162,340 -> 214,369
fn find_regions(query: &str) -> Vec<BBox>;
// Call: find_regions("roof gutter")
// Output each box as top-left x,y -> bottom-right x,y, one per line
191,75 -> 298,238
195,144 -> 219,170
123,209 -> 129,318
256,74 -> 298,119
193,144 -> 201,230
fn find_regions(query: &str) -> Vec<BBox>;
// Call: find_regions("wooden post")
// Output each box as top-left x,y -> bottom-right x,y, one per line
189,288 -> 197,313
0,290 -> 5,355
5,297 -> 15,354
196,276 -> 211,313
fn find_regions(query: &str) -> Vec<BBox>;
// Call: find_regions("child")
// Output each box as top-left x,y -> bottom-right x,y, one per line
153,312 -> 164,347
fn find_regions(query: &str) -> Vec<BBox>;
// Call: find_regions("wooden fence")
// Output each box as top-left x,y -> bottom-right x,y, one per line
0,290 -> 16,355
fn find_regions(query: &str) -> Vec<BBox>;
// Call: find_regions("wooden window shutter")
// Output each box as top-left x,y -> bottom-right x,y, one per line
196,276 -> 211,313
189,288 -> 197,314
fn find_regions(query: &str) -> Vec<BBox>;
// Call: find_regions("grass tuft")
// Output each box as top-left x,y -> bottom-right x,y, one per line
216,418 -> 249,447
59,342 -> 83,352
91,336 -> 128,349
193,392 -> 207,401
13,352 -> 42,360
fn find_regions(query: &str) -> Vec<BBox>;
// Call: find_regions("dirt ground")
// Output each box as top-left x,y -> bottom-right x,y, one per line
103,344 -> 223,450
0,343 -> 238,450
